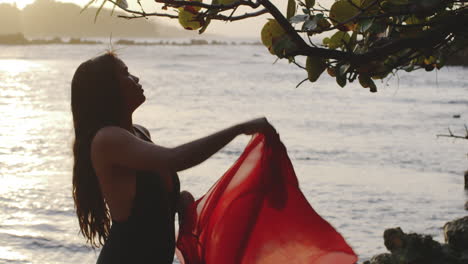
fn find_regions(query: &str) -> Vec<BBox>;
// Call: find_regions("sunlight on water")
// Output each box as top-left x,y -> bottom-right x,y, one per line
0,59 -> 40,76
0,246 -> 27,262
0,176 -> 36,196
0,45 -> 465,264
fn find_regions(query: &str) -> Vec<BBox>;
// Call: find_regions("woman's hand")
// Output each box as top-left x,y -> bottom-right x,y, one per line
240,117 -> 276,136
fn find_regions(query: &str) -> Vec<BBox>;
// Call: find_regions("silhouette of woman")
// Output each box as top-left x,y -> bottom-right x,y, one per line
70,52 -> 275,264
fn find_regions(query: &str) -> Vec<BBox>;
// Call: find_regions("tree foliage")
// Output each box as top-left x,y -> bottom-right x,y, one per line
85,0 -> 468,92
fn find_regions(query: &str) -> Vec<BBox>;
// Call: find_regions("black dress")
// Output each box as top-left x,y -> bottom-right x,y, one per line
97,126 -> 180,264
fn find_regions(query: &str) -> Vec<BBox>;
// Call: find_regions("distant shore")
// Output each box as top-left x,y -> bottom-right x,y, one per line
1,33 -> 467,66
0,33 -> 262,46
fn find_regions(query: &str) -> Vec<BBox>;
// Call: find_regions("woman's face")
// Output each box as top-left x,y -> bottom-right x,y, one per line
115,58 -> 145,113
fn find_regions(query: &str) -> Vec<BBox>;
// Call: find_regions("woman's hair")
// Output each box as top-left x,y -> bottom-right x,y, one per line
71,52 -> 123,247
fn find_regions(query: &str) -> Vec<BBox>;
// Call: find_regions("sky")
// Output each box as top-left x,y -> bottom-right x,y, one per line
0,0 -> 333,38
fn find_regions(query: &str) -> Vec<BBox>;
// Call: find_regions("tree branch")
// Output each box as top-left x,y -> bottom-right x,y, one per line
211,9 -> 268,21
118,9 -> 268,21
437,125 -> 468,140
155,0 -> 261,10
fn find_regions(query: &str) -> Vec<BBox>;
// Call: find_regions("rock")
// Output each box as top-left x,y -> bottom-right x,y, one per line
384,228 -> 406,252
366,253 -> 397,264
444,216 -> 468,251
382,227 -> 459,264
464,201 -> 468,211
367,218 -> 468,264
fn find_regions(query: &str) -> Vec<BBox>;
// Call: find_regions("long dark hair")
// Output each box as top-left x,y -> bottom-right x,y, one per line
71,52 -> 123,247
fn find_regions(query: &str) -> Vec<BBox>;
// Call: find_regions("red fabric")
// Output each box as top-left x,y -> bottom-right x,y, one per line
176,133 -> 358,264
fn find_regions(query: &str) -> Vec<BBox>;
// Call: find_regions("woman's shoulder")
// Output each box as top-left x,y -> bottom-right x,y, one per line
92,126 -> 132,149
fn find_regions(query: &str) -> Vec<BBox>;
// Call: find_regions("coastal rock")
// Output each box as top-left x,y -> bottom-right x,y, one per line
364,217 -> 468,264
362,253 -> 397,264
381,227 -> 460,264
444,216 -> 468,251
383,227 -> 405,251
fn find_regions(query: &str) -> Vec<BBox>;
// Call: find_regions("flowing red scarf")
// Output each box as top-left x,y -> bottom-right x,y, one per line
176,133 -> 358,264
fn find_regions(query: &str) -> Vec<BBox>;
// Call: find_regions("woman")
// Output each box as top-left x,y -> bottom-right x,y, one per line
71,52 -> 275,264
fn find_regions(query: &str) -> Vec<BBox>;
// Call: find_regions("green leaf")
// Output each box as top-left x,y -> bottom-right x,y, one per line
289,14 -> 309,24
329,0 -> 360,31
335,63 -> 347,87
358,74 -> 372,88
405,15 -> 424,25
306,56 -> 326,82
287,0 -> 296,19
336,75 -> 347,87
357,18 -> 375,33
369,81 -> 377,92
359,0 -> 380,15
199,17 -> 212,34
305,0 -> 315,9
324,31 -> 350,49
338,64 -> 350,77
272,36 -> 297,58
302,16 -> 318,31
316,17 -> 331,32
349,30 -> 358,51
402,64 -> 414,72
362,76 -> 378,91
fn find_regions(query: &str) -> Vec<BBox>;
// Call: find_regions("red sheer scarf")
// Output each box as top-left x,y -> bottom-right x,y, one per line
176,133 -> 357,264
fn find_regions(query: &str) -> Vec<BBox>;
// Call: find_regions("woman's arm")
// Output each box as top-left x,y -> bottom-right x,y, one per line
91,118 -> 274,173
171,118 -> 275,171
170,123 -> 241,171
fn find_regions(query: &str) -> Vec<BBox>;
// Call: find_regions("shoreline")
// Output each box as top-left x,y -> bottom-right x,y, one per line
0,33 -> 262,46
1,32 -> 467,66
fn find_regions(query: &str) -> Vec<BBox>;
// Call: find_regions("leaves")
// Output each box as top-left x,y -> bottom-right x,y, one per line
329,0 -> 360,31
302,16 -> 318,31
261,19 -> 287,55
178,0 -> 205,30
272,35 -> 297,58
178,8 -> 204,30
289,14 -> 308,24
336,75 -> 347,87
116,0 -> 128,9
359,0 -> 380,15
323,31 -> 351,50
305,0 -> 315,9
306,56 -> 326,82
287,0 -> 296,19
358,74 -> 377,92
90,0 -> 468,92
357,18 -> 374,34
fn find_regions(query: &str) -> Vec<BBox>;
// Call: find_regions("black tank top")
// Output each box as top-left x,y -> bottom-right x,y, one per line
97,125 -> 181,264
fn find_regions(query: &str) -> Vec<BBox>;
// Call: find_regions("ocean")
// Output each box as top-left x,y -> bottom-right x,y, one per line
0,43 -> 467,263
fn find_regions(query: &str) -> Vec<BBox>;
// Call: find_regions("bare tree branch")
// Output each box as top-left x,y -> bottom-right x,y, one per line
155,0 -> 261,10
437,125 -> 468,140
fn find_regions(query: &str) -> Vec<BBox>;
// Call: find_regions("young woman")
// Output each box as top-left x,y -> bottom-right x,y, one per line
71,52 -> 275,264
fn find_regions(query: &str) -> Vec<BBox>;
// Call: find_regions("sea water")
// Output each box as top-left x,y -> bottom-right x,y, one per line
0,43 -> 467,264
